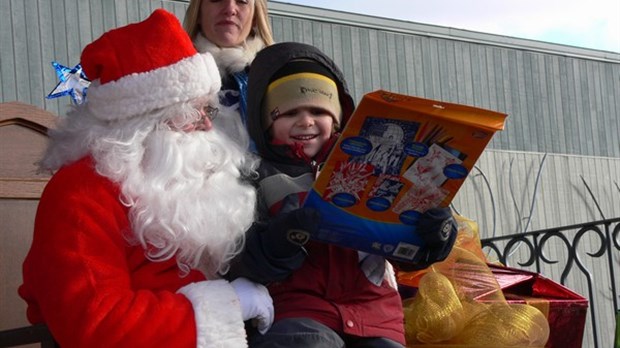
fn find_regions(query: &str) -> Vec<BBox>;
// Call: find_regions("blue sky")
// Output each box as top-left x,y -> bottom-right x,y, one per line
277,0 -> 620,53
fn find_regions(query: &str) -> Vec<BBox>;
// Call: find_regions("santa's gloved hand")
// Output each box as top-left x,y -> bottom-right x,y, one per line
260,207 -> 320,258
231,277 -> 274,334
393,207 -> 458,271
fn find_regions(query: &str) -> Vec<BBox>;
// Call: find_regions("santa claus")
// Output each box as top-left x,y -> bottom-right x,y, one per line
19,9 -> 272,348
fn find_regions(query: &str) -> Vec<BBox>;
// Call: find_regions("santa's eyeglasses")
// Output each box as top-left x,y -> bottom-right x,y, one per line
165,104 -> 220,132
203,105 -> 218,120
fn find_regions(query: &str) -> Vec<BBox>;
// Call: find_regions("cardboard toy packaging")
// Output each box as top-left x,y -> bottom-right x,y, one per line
304,90 -> 507,262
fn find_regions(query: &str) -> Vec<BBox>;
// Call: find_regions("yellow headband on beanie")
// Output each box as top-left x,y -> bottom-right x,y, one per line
262,63 -> 342,131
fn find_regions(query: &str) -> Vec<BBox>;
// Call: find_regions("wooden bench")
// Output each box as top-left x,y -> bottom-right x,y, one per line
0,101 -> 58,347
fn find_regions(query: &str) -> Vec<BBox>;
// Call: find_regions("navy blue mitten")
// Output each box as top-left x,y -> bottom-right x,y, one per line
392,207 -> 458,271
226,208 -> 320,284
260,207 -> 320,258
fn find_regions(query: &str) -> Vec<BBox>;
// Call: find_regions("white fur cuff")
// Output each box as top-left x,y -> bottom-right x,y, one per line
178,279 -> 247,348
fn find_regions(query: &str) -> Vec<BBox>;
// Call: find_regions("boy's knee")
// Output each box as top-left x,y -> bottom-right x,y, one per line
249,318 -> 344,348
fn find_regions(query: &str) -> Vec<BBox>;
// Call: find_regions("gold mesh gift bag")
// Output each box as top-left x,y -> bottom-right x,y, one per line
401,216 -> 550,348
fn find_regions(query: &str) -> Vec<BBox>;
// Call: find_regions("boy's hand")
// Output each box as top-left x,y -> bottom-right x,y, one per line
261,207 -> 320,257
392,207 -> 458,271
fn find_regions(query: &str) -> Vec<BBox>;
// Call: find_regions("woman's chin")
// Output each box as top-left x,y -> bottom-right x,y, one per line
210,27 -> 249,48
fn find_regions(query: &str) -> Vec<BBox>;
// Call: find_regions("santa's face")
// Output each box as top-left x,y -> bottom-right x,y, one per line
109,99 -> 257,277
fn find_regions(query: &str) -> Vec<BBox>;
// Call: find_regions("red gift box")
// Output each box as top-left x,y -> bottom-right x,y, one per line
399,264 -> 588,348
476,265 -> 588,348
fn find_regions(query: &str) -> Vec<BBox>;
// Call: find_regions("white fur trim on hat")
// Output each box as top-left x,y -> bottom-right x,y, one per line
177,279 -> 247,348
86,52 -> 221,121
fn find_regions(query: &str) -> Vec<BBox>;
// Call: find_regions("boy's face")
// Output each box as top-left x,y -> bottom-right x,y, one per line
270,105 -> 335,158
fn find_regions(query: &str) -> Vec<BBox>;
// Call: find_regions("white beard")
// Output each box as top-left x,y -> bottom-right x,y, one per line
42,99 -> 258,277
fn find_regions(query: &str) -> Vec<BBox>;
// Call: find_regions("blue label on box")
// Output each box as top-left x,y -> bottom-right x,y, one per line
404,142 -> 429,157
340,136 -> 372,156
398,210 -> 422,225
444,163 -> 468,179
332,192 -> 358,207
366,197 -> 391,211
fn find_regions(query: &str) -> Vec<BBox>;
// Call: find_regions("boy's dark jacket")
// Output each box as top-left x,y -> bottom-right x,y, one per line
230,42 -> 406,344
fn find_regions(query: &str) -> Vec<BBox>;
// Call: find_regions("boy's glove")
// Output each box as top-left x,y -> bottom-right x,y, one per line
225,208 -> 319,283
393,207 -> 458,271
231,277 -> 274,334
260,207 -> 320,258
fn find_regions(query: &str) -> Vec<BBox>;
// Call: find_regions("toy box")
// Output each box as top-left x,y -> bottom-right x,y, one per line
303,90 -> 507,262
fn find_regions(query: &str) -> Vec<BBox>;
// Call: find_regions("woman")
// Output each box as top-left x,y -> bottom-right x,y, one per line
184,0 -> 274,135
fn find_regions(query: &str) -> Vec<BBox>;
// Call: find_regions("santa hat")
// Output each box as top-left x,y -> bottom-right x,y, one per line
80,9 -> 221,121
262,59 -> 342,131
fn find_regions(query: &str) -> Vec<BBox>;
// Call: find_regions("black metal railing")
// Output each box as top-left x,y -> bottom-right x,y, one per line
481,217 -> 620,348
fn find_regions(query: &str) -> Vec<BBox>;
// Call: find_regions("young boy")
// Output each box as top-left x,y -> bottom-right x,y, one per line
226,42 -> 457,348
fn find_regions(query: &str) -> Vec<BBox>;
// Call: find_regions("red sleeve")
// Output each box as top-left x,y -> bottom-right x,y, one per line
19,158 -> 205,347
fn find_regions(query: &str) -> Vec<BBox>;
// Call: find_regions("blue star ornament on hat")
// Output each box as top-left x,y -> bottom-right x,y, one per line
80,8 -> 221,121
47,61 -> 90,105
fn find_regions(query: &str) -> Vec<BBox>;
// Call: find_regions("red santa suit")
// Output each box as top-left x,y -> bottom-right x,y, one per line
19,9 -> 259,348
20,157 -> 246,347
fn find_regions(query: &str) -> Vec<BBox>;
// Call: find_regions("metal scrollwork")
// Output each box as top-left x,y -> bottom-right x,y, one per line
481,218 -> 620,348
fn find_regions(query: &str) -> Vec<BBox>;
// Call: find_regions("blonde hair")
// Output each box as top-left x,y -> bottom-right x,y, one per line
183,0 -> 274,46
